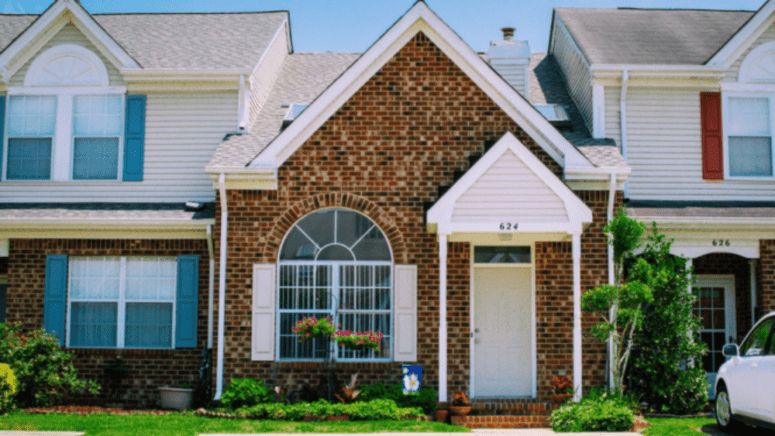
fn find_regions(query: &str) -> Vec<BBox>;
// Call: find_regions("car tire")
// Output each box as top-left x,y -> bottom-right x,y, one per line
715,384 -> 739,433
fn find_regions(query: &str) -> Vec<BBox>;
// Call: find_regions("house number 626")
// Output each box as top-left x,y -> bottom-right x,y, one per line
499,223 -> 519,231
712,240 -> 731,247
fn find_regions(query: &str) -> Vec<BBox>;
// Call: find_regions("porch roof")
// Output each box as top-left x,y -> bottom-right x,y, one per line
427,132 -> 593,236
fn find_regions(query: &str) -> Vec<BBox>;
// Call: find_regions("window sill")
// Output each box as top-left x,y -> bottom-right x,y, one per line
1,180 -> 124,185
723,176 -> 775,182
68,348 -> 182,357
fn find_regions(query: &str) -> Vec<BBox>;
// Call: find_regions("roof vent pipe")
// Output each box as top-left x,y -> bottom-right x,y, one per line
501,27 -> 515,40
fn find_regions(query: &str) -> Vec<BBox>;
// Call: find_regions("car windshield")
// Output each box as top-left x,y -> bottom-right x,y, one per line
739,317 -> 775,357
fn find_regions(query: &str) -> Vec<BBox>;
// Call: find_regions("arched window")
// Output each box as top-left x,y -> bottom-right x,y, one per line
278,208 -> 393,361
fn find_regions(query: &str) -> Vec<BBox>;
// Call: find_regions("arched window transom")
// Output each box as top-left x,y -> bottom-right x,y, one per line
278,209 -> 393,361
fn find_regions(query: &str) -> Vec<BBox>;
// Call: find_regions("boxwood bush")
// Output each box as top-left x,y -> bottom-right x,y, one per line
0,363 -> 17,413
551,389 -> 636,433
230,398 -> 424,421
358,382 -> 437,415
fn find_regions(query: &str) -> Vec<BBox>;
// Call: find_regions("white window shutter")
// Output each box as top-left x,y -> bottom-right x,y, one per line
394,264 -> 417,362
252,264 -> 276,361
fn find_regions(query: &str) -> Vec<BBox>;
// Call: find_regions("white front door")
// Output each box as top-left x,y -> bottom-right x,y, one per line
473,267 -> 532,397
693,276 -> 736,400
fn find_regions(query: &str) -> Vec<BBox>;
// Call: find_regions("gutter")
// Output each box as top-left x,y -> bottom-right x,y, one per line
207,225 -> 215,350
620,70 -> 629,199
215,173 -> 228,401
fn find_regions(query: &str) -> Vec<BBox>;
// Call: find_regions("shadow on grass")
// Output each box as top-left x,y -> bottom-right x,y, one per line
700,423 -> 775,436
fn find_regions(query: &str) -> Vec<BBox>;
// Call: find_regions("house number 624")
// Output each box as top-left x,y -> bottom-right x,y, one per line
712,240 -> 731,247
499,223 -> 519,231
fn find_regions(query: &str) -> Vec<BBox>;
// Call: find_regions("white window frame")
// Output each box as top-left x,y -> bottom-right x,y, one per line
65,256 -> 177,349
722,91 -> 775,180
276,208 -> 394,363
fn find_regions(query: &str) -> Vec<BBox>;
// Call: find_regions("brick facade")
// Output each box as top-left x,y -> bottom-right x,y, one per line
6,239 -> 209,407
213,32 -> 612,402
758,240 -> 775,316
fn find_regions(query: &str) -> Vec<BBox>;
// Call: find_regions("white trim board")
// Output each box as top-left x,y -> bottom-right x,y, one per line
248,1 -> 594,172
707,0 -> 775,68
427,132 -> 593,235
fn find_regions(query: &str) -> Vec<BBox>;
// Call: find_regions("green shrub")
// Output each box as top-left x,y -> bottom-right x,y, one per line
221,378 -> 273,410
0,363 -> 17,413
358,382 -> 437,415
231,398 -> 424,421
551,389 -> 635,433
0,323 -> 99,407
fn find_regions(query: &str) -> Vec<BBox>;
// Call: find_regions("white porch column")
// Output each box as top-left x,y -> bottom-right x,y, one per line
750,259 -> 757,324
686,259 -> 693,295
438,233 -> 448,402
572,232 -> 582,402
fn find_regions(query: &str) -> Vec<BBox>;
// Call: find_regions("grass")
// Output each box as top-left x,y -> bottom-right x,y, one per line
643,417 -> 716,436
0,412 -> 470,436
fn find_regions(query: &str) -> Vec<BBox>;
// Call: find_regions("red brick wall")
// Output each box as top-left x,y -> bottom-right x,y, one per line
758,240 -> 775,317
213,32 -> 611,401
693,253 -> 753,340
6,239 -> 209,407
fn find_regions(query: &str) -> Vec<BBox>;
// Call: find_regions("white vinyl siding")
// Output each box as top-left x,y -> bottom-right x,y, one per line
623,88 -> 775,201
725,21 -> 775,83
551,18 -> 593,132
10,23 -> 124,87
249,20 -> 289,128
1,90 -> 238,202
489,59 -> 528,98
605,87 -> 622,148
452,149 -> 568,223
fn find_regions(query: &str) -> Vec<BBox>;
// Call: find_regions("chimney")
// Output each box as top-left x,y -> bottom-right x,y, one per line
487,27 -> 531,98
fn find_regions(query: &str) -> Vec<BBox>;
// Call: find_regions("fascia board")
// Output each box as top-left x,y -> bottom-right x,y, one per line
65,2 -> 140,69
250,2 -> 593,170
706,1 -> 775,67
590,64 -> 726,72
0,219 -> 214,230
428,132 -> 592,226
632,216 -> 775,228
565,166 -> 631,177
250,16 -> 289,75
2,13 -> 69,82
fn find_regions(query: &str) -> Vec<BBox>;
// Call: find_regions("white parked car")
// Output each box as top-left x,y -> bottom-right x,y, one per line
715,312 -> 775,432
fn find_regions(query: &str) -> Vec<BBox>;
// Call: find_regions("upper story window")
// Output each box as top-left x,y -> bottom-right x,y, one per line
726,96 -> 773,178
1,44 -> 130,182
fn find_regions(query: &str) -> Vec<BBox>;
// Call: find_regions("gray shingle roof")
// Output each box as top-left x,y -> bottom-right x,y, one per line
529,52 -> 625,169
0,203 -> 215,222
208,51 -> 360,168
554,8 -> 754,65
0,11 -> 288,70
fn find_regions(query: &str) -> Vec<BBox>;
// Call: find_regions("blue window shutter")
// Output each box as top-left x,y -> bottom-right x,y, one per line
0,95 -> 5,175
44,255 -> 68,346
123,95 -> 146,181
176,255 -> 199,348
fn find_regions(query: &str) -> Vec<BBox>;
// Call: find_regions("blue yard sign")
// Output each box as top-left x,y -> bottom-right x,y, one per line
402,365 -> 422,395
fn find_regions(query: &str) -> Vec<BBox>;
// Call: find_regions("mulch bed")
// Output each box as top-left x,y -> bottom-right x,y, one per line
632,415 -> 651,433
23,405 -> 176,416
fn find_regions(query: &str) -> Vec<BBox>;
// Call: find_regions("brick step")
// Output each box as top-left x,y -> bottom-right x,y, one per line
451,415 -> 551,429
470,401 -> 560,416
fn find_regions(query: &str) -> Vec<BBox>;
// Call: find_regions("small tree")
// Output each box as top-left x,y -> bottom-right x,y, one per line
628,225 -> 708,414
582,208 -> 652,394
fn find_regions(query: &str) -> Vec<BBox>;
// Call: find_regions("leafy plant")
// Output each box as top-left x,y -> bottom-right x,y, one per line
358,382 -> 437,415
334,373 -> 361,403
628,224 -> 709,414
333,330 -> 383,351
220,378 -> 273,410
451,390 -> 469,406
0,323 -> 99,407
292,317 -> 337,341
231,398 -> 423,421
582,207 -> 652,394
0,363 -> 17,413
551,376 -> 573,395
551,388 -> 636,432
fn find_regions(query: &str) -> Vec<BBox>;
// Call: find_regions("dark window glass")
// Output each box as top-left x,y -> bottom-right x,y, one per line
474,246 -> 531,264
740,318 -> 774,358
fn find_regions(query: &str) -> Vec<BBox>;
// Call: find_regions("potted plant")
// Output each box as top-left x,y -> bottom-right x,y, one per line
549,375 -> 573,403
333,330 -> 383,352
448,390 -> 472,416
292,316 -> 337,341
159,382 -> 194,410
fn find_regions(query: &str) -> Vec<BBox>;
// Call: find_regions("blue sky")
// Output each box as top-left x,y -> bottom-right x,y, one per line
5,0 -> 767,53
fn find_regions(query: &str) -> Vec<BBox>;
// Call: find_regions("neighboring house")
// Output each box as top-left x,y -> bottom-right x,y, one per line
2,0 -> 772,419
549,0 -> 775,397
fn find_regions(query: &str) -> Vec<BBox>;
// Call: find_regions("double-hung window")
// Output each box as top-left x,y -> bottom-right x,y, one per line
68,257 -> 176,349
725,95 -> 775,178
72,95 -> 123,180
5,95 -> 56,180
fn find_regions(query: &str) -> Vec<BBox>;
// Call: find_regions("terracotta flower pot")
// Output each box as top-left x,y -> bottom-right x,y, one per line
434,409 -> 449,423
550,393 -> 572,403
448,405 -> 472,416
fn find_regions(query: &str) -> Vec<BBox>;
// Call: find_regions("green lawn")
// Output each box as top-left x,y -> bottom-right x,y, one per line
643,416 -> 774,436
0,412 -> 470,436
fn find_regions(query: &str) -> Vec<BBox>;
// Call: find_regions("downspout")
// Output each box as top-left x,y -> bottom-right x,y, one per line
207,225 -> 215,350
606,173 -> 617,389
215,173 -> 228,400
620,70 -> 629,199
